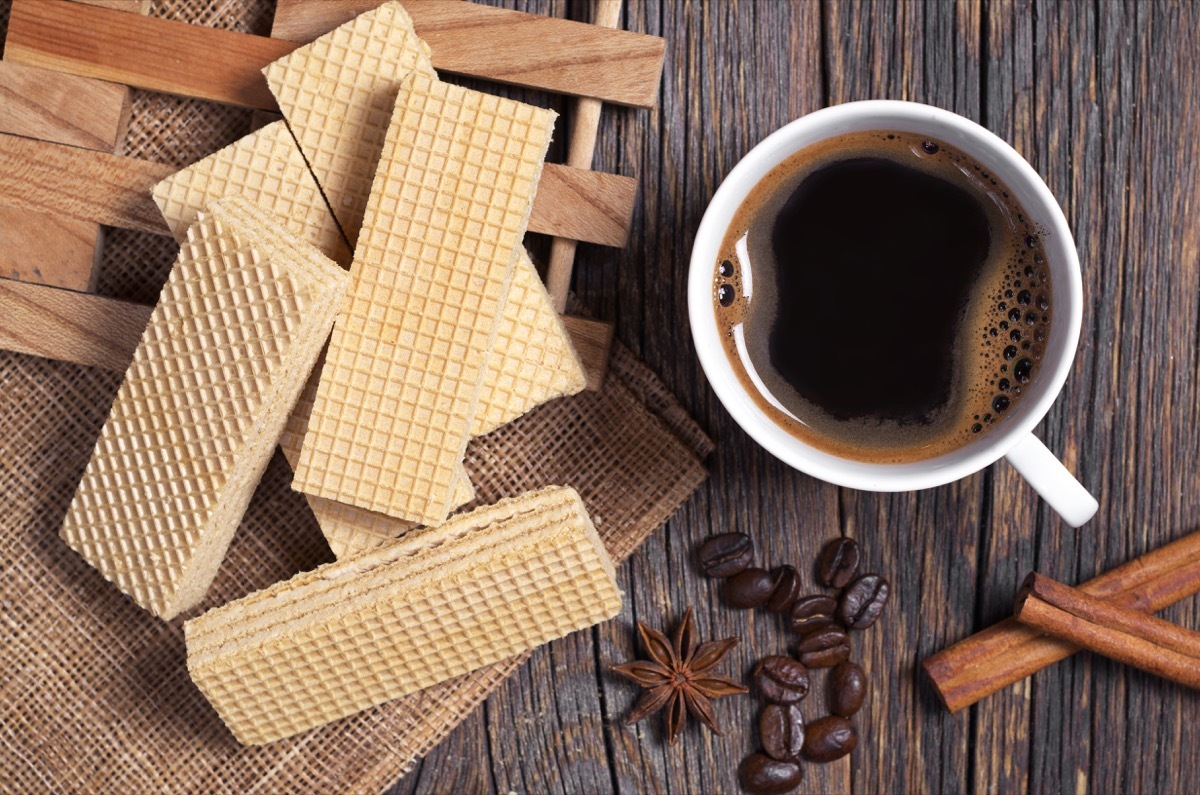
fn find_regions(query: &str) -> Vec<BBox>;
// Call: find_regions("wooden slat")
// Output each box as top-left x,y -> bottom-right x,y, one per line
0,206 -> 102,292
527,164 -> 634,248
6,0 -> 293,110
0,133 -> 630,246
560,315 -> 614,392
271,0 -> 664,109
0,279 -> 150,371
546,0 -> 622,313
72,0 -> 151,11
0,285 -> 611,394
0,134 -> 172,235
7,0 -> 663,112
0,57 -> 132,295
0,60 -> 131,152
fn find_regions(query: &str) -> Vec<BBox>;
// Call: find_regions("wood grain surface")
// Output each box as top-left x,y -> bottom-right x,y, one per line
7,0 -> 662,111
0,285 -> 612,398
0,206 -> 102,292
0,133 -> 173,235
383,2 -> 1200,793
0,60 -> 131,151
0,279 -> 150,371
0,131 -> 633,246
271,0 -> 664,108
5,0 -> 292,109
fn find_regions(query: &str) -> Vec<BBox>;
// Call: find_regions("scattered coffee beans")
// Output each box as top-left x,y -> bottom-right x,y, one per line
838,574 -> 890,629
724,567 -> 775,608
693,532 -> 889,786
752,656 -> 810,704
698,532 -> 754,578
829,661 -> 867,717
765,566 -> 801,613
789,594 -> 839,635
760,703 -> 805,761
801,716 -> 858,762
796,626 -> 851,669
816,538 -> 861,588
739,753 -> 804,794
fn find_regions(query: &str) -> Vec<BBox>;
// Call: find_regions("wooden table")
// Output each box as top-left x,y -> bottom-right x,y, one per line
392,1 -> 1200,791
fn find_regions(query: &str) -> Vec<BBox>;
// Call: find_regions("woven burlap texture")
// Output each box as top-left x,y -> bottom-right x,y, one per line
0,1 -> 709,792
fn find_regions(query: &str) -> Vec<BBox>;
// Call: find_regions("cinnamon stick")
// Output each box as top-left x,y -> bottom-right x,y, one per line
1013,573 -> 1200,690
922,527 -> 1200,712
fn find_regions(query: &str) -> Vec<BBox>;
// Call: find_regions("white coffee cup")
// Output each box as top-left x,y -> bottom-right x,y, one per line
688,100 -> 1099,527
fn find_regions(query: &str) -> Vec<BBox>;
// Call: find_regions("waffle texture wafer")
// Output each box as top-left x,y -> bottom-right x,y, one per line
472,247 -> 586,436
281,248 -> 577,558
184,486 -> 621,746
151,121 -> 351,267
60,198 -> 349,619
292,75 -> 556,524
263,1 -> 435,247
278,361 -> 473,559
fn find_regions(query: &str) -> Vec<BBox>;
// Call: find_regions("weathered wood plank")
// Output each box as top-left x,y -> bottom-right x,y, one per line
969,2 -> 1041,791
820,3 -> 983,795
0,279 -> 150,371
1029,2 -> 1200,794
271,0 -> 664,109
580,1 -> 844,794
6,0 -> 292,110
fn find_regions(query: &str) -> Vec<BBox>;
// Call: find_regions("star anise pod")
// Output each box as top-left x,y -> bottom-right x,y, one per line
611,606 -> 747,746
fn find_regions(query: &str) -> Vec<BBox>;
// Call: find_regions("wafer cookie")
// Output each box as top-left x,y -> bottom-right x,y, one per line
211,196 -> 475,552
293,75 -> 556,524
278,360 -> 474,559
263,1 -> 435,247
472,247 -> 586,436
185,486 -> 621,746
283,247 -> 581,559
60,198 -> 349,619
151,121 -> 350,267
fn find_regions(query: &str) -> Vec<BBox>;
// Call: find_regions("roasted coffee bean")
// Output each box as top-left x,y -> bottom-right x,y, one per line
766,565 -> 801,613
838,574 -> 890,629
752,655 -> 810,703
802,716 -> 858,762
789,594 -> 838,635
829,661 -> 868,717
739,753 -> 804,794
796,626 -> 851,668
816,538 -> 861,588
697,532 -> 754,578
724,567 -> 775,608
759,703 -> 805,761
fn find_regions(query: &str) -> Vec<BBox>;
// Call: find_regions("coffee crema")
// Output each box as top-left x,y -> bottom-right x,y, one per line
713,130 -> 1053,464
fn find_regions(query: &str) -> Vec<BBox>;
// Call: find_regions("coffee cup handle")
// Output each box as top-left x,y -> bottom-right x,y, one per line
1004,434 -> 1098,527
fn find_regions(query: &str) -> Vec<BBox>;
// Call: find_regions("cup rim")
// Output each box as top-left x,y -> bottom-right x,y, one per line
688,100 -> 1084,492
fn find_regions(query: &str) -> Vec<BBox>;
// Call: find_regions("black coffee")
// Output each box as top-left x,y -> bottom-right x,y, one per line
713,131 -> 1053,463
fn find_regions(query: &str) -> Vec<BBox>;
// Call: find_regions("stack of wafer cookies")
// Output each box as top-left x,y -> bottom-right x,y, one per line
185,486 -> 621,745
59,0 -> 617,747
149,2 -> 587,553
292,74 -> 556,525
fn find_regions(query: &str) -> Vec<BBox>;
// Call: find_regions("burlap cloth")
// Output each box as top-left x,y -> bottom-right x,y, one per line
0,1 -> 710,792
